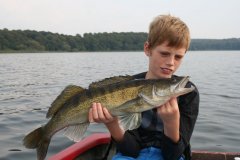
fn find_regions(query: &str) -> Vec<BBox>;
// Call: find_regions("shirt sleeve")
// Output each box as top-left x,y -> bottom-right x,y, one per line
114,130 -> 141,158
162,82 -> 200,160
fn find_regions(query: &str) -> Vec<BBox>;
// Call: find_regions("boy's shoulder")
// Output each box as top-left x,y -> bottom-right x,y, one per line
132,72 -> 147,79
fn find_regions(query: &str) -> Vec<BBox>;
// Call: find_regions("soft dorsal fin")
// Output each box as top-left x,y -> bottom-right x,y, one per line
46,85 -> 85,118
89,75 -> 134,88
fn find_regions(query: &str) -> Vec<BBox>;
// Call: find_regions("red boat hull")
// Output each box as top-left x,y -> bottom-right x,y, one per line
49,133 -> 240,160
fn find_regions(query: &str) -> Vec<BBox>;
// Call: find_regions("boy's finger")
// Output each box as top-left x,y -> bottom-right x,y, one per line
92,103 -> 99,119
88,108 -> 94,123
96,103 -> 105,119
103,107 -> 112,120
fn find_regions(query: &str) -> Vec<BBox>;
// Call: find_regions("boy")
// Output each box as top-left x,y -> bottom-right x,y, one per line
88,15 -> 199,160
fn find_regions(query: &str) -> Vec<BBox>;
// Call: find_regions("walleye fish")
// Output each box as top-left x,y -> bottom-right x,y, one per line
23,76 -> 194,160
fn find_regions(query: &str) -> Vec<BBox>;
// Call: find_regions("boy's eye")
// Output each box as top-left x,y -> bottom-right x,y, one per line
160,52 -> 169,56
175,55 -> 183,60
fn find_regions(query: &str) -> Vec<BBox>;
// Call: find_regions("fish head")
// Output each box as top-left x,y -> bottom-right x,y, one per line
154,76 -> 195,98
138,76 -> 195,107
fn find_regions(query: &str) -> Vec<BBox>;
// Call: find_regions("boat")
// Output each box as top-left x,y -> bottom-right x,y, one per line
49,133 -> 240,160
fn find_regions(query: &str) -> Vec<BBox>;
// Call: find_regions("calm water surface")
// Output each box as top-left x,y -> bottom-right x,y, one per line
0,51 -> 240,160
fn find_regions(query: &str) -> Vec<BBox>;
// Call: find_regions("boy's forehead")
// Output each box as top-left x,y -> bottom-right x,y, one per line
160,41 -> 187,51
155,42 -> 187,54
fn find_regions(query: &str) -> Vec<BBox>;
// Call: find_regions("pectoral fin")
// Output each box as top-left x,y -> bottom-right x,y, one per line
118,113 -> 142,131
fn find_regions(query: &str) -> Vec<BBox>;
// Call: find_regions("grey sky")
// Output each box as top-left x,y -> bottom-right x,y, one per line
0,0 -> 239,39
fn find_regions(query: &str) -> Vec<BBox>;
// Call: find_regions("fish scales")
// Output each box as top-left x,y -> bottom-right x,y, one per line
79,80 -> 145,110
51,80 -> 146,123
43,81 -> 147,138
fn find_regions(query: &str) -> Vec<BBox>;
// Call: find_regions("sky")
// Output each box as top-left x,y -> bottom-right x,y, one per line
0,0 -> 239,39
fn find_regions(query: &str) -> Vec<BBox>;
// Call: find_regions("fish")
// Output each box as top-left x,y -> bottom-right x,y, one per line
23,75 -> 194,160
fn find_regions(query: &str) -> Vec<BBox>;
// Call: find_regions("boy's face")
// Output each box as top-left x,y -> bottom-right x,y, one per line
144,41 -> 186,79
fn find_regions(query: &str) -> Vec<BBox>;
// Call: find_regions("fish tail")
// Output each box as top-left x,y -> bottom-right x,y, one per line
23,127 -> 44,149
37,137 -> 50,160
23,127 -> 50,160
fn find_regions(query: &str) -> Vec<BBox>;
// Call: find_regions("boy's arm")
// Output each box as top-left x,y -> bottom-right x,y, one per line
160,85 -> 199,160
89,102 -> 141,157
157,97 -> 180,143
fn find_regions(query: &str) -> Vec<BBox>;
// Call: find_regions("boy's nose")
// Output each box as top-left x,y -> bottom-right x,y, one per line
166,56 -> 174,66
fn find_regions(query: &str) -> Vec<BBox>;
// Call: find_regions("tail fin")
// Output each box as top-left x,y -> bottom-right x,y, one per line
23,127 -> 50,160
37,138 -> 50,160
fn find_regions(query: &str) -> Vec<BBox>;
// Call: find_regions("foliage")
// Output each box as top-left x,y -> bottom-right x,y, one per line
0,29 -> 240,52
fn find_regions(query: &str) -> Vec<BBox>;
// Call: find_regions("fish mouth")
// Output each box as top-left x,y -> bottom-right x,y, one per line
176,76 -> 190,89
172,76 -> 195,96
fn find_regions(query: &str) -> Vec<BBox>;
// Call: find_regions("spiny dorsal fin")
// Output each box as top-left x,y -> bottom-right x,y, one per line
46,85 -> 85,118
89,75 -> 134,88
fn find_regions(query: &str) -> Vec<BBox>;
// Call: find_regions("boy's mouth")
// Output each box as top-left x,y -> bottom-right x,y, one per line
161,68 -> 173,74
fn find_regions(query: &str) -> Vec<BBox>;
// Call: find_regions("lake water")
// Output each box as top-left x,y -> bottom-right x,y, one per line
0,51 -> 240,160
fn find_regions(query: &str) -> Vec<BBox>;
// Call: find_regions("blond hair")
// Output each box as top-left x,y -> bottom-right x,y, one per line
147,15 -> 190,51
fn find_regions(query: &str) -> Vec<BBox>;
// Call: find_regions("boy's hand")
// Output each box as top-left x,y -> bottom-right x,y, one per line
157,97 -> 180,143
88,103 -> 124,141
88,103 -> 117,125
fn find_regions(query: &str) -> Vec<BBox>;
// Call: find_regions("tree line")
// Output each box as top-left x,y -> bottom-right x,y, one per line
0,28 -> 240,52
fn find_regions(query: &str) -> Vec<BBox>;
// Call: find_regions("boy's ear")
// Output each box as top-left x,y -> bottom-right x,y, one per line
144,42 -> 151,56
